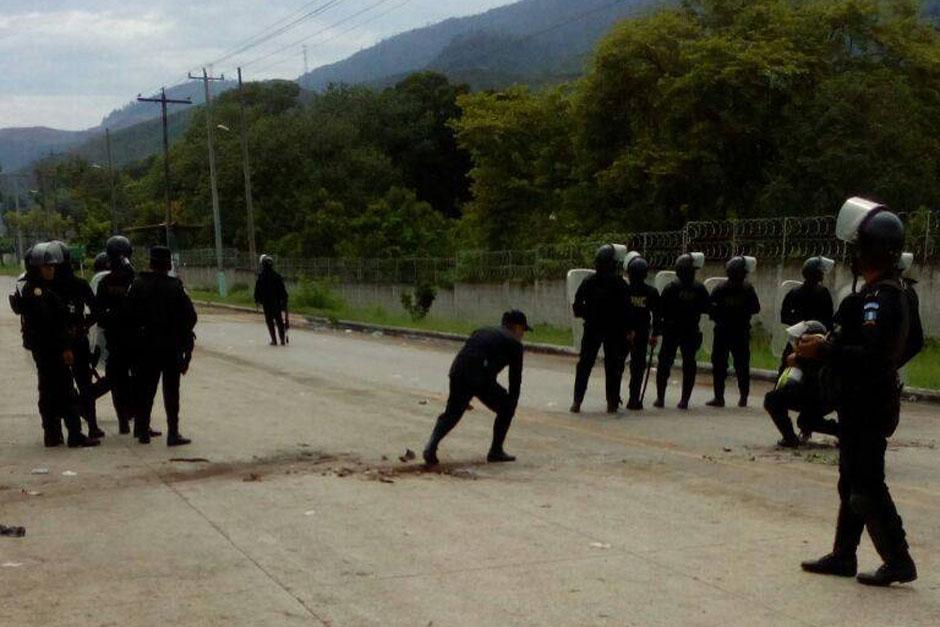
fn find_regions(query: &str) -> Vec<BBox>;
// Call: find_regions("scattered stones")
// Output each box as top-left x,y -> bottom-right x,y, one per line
0,525 -> 26,538
722,447 -> 733,453
30,468 -> 49,475
243,473 -> 262,482
20,489 -> 42,497
399,449 -> 416,463
418,399 -> 428,405
589,542 -> 611,550
61,471 -> 77,477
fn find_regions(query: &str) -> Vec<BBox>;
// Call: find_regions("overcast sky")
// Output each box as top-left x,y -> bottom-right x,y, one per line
0,0 -> 516,130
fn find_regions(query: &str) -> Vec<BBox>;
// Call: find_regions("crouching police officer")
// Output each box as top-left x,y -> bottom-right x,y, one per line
423,310 -> 530,466
127,246 -> 198,446
13,244 -> 99,447
799,198 -> 923,587
655,253 -> 710,410
624,253 -> 661,410
708,256 -> 761,408
571,245 -> 632,414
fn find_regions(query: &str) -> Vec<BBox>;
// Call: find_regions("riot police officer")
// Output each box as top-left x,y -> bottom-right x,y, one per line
96,236 -> 137,434
707,256 -> 761,408
570,245 -> 633,414
49,241 -> 105,439
779,256 -> 834,372
12,243 -> 98,447
799,198 -> 922,587
254,255 -> 289,346
423,310 -> 530,466
127,246 -> 198,446
654,253 -> 710,410
624,254 -> 661,410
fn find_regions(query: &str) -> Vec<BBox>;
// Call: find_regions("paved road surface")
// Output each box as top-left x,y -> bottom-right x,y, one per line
2,279 -> 938,625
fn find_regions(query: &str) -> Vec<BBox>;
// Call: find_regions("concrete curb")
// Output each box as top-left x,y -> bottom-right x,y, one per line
195,300 -> 940,405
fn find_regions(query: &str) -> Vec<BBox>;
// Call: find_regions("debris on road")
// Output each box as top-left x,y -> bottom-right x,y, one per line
372,331 -> 384,337
2,562 -> 23,568
418,399 -> 428,405
449,468 -> 478,480
20,489 -> 42,497
399,449 -> 416,463
243,473 -> 262,482
1,525 -> 26,538
723,447 -> 733,453
61,471 -> 77,477
30,468 -> 49,475
304,510 -> 316,516
589,542 -> 612,550
169,458 -> 211,463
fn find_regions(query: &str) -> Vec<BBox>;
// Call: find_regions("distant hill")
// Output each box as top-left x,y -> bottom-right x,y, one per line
98,80 -> 235,131
0,127 -> 94,172
299,0 -> 661,91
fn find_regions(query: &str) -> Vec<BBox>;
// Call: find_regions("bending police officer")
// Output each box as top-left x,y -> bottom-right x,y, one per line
655,253 -> 710,410
799,198 -> 922,587
423,310 -> 530,466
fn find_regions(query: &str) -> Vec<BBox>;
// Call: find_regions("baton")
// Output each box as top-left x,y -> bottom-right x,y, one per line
640,341 -> 657,404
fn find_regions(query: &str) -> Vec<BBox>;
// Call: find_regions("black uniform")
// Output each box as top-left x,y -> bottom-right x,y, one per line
779,282 -> 833,372
572,273 -> 632,410
625,281 -> 661,407
655,279 -> 710,407
17,274 -> 86,446
425,327 -> 523,460
55,269 -> 103,437
764,356 -> 838,445
126,271 -> 197,442
822,279 -> 914,571
96,260 -> 136,432
254,267 -> 289,345
709,280 -> 761,404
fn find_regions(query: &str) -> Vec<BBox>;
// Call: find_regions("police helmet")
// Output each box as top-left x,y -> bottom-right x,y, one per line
626,255 -> 649,283
27,241 -> 66,267
898,252 -> 914,274
260,254 -> 274,269
785,320 -> 828,346
675,252 -> 704,282
802,256 -> 835,282
106,235 -> 133,260
836,197 -> 904,271
594,244 -> 618,274
93,252 -> 110,273
725,256 -> 755,282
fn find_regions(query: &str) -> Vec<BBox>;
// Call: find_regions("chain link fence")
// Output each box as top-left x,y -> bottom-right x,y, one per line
178,211 -> 939,284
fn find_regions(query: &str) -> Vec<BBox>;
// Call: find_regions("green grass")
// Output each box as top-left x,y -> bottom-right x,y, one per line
905,339 -> 940,390
189,287 -> 574,347
0,263 -> 23,277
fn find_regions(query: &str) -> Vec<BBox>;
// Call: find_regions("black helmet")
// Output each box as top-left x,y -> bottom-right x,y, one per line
27,241 -> 67,267
260,254 -> 274,269
675,252 -> 703,284
725,256 -> 756,283
594,244 -> 617,274
802,256 -> 834,282
501,309 -> 532,331
857,210 -> 905,271
626,255 -> 649,283
106,235 -> 133,260
49,240 -> 71,264
93,252 -> 110,273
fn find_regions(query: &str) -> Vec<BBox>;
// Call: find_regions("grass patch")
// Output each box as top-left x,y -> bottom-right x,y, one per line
905,339 -> 940,390
0,263 -> 23,277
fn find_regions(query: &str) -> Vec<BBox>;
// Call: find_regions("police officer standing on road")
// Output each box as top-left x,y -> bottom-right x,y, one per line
654,253 -> 710,410
49,241 -> 105,439
624,254 -> 661,411
127,246 -> 198,446
96,236 -> 138,434
254,255 -> 289,346
423,310 -> 530,466
11,243 -> 99,448
779,256 -> 834,372
570,245 -> 633,414
799,198 -> 922,587
707,256 -> 761,408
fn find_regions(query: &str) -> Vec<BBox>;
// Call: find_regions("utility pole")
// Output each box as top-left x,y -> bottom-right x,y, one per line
105,128 -> 118,233
237,67 -> 258,271
12,177 -> 25,266
189,68 -> 227,297
137,88 -> 192,247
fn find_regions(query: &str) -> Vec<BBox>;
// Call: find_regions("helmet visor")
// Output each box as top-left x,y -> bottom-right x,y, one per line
836,197 -> 884,243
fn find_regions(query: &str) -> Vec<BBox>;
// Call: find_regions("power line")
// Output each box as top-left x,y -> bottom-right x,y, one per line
253,0 -> 415,76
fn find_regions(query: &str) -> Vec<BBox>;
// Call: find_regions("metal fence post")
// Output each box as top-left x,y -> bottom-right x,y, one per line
925,211 -> 932,267
781,217 -> 789,263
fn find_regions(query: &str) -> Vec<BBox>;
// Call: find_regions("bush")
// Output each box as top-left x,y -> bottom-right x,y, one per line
401,283 -> 437,321
292,276 -> 344,311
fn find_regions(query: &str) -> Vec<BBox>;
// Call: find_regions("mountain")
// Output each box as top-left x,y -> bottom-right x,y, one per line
98,80 -> 236,131
0,127 -> 94,173
299,0 -> 662,91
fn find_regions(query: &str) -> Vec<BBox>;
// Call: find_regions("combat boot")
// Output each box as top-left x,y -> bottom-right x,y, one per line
706,397 -> 725,408
801,552 -> 857,577
118,417 -> 131,435
738,396 -> 748,408
67,433 -> 100,448
777,437 -> 800,449
569,401 -> 581,414
487,449 -> 516,463
653,397 -> 665,409
423,448 -> 439,466
626,398 -> 643,411
857,557 -> 917,587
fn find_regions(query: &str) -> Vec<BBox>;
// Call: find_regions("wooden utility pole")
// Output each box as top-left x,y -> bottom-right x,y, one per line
237,67 -> 258,270
137,88 -> 192,246
105,128 -> 118,233
188,69 -> 227,296
12,176 -> 25,265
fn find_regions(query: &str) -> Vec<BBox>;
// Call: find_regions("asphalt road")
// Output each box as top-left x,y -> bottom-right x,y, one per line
2,279 -> 939,626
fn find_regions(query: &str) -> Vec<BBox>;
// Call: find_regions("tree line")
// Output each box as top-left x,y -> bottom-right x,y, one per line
4,0 -> 940,260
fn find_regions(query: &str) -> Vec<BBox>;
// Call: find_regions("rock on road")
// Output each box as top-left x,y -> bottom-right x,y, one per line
1,278 -> 939,626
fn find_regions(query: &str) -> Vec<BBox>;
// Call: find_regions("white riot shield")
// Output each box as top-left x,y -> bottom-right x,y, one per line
654,271 -> 677,294
772,280 -> 803,357
566,268 -> 595,351
835,280 -> 865,311
704,277 -> 725,294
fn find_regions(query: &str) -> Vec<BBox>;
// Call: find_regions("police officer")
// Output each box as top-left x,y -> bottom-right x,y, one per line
254,255 -> 289,346
654,253 -> 710,410
707,256 -> 761,408
779,256 -> 834,372
799,198 -> 921,587
49,241 -> 105,439
570,245 -> 632,414
127,246 -> 198,446
13,243 -> 98,447
423,310 -> 530,466
764,321 -> 838,448
96,236 -> 137,434
624,254 -> 661,411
